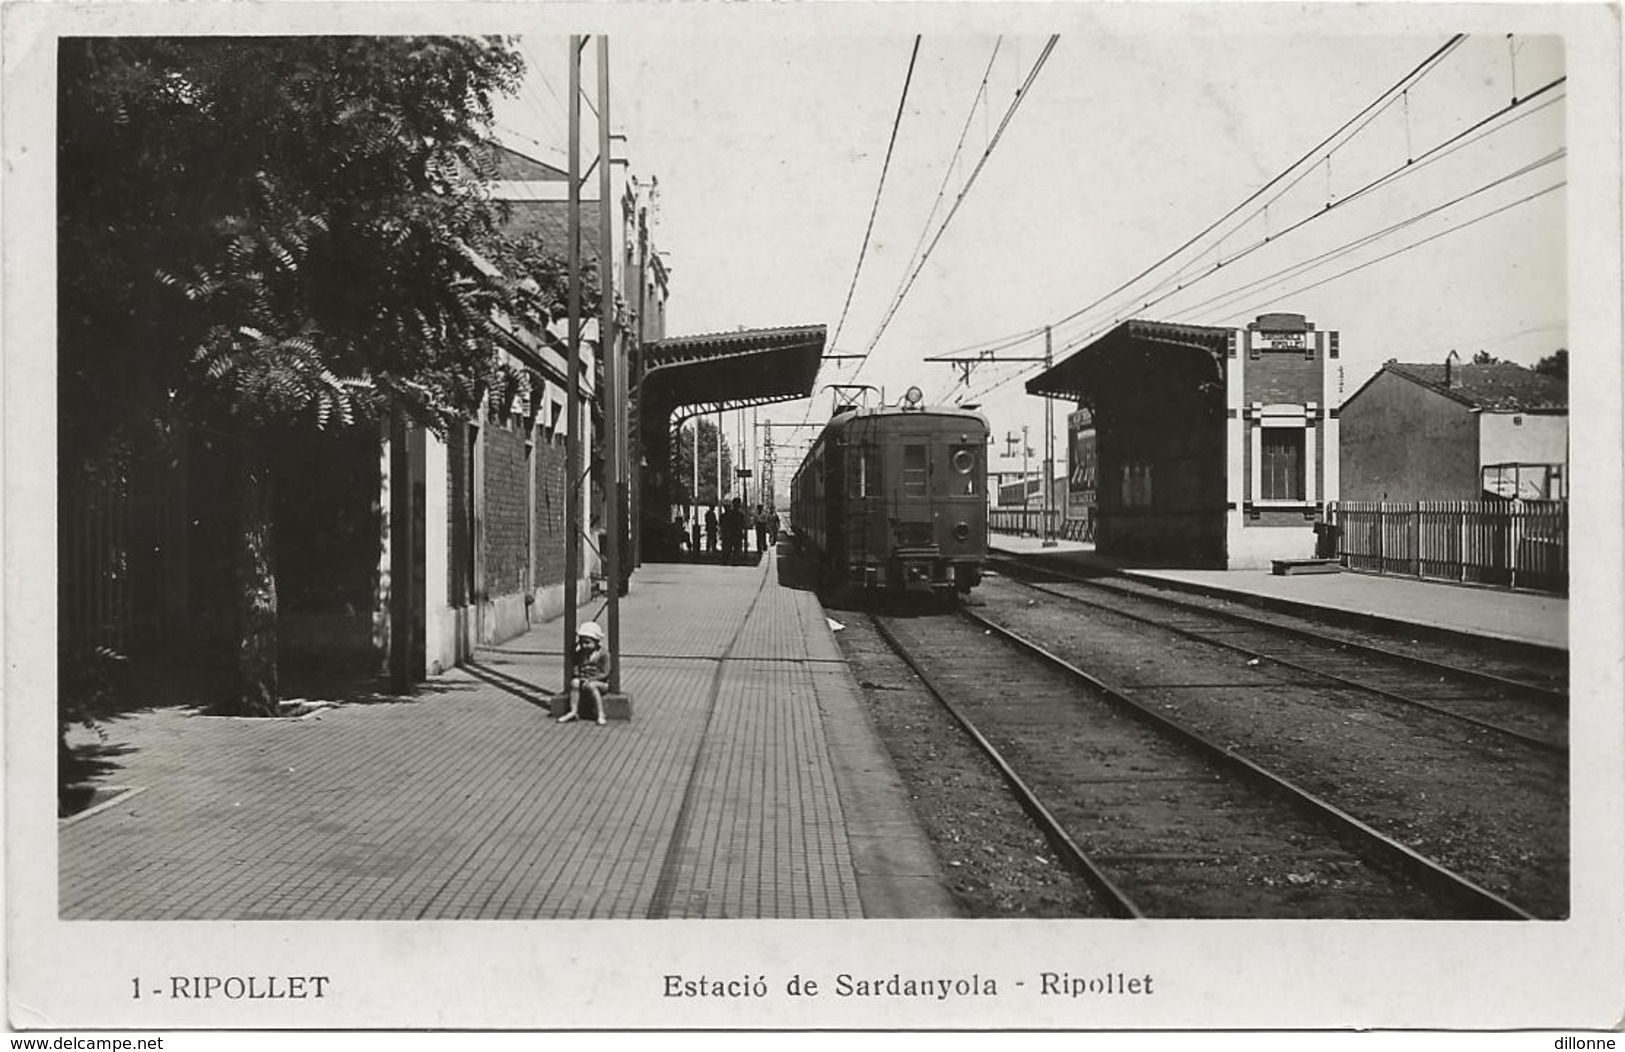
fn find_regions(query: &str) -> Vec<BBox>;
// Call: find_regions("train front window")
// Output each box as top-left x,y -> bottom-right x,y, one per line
902,444 -> 927,497
951,444 -> 980,495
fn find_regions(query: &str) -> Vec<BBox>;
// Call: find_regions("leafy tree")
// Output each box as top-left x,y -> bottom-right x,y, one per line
673,418 -> 734,506
1534,348 -> 1568,383
59,36 -> 564,715
1471,350 -> 1501,365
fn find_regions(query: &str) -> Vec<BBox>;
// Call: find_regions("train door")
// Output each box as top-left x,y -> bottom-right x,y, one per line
888,424 -> 937,556
845,421 -> 879,577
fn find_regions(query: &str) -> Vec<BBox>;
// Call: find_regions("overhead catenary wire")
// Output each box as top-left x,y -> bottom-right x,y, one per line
1109,82 -> 1566,327
801,35 -> 1557,438
874,33 -> 1470,391
1167,149 -> 1566,325
958,172 -> 1563,406
828,37 -> 924,354
1191,180 -> 1567,326
938,34 -> 1470,367
869,39 -> 1007,351
852,34 -> 1062,382
516,41 -> 570,144
1105,56 -> 1447,317
1043,35 -> 1466,344
1052,75 -> 1566,357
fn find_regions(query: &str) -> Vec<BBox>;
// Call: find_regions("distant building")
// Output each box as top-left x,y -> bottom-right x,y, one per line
1029,312 -> 1340,569
1336,352 -> 1568,502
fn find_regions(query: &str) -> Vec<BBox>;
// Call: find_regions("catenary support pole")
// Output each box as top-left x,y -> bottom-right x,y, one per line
563,36 -> 583,690
1043,324 -> 1057,547
598,36 -> 622,692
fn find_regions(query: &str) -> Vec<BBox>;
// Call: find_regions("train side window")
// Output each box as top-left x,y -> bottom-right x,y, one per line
902,444 -> 927,496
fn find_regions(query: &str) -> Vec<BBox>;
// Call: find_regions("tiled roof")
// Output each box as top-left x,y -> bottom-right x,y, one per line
489,141 -> 567,181
498,201 -> 603,263
1385,361 -> 1567,411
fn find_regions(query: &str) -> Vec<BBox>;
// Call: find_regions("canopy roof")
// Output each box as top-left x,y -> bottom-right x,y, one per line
1026,319 -> 1232,402
643,324 -> 826,421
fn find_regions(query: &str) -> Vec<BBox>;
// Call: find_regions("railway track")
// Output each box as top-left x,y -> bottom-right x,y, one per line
986,555 -> 1567,754
869,607 -> 1541,920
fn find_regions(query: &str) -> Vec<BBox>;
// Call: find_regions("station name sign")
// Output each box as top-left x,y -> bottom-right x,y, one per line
1254,331 -> 1308,350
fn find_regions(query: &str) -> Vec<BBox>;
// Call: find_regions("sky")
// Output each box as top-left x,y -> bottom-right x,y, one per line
492,17 -> 1569,502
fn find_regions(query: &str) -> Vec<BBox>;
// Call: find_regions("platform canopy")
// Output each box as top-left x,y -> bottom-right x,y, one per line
643,324 -> 826,421
1026,319 -> 1232,404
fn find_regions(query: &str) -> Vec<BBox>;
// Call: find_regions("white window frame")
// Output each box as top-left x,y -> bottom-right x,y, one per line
1250,402 -> 1317,507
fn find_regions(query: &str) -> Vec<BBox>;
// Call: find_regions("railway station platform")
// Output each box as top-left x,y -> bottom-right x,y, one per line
989,533 -> 1567,651
57,549 -> 956,920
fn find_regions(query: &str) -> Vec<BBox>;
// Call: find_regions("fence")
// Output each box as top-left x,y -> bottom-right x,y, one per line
989,508 -> 1097,543
1329,500 -> 1567,593
62,468 -> 134,652
989,507 -> 1064,539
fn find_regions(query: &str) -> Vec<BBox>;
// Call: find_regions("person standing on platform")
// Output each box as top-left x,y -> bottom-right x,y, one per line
704,505 -> 718,553
734,499 -> 750,555
753,504 -> 773,554
721,500 -> 741,559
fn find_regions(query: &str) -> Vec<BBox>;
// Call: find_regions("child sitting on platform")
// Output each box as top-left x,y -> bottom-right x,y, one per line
558,621 -> 611,726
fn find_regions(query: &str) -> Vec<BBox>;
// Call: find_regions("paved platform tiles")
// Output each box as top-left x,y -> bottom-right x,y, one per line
58,554 -> 955,920
989,534 -> 1567,650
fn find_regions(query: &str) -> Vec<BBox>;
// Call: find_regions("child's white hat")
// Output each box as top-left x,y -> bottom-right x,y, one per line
578,621 -> 604,641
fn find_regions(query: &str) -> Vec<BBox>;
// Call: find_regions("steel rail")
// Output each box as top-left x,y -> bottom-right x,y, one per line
868,613 -> 1144,919
989,554 -> 1566,702
989,564 -> 1565,756
956,605 -> 1539,921
1001,555 -> 1568,705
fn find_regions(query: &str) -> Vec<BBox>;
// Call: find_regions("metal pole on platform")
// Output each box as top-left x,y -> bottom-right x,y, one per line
562,35 -> 583,689
1042,324 -> 1057,547
597,37 -> 623,692
1021,424 -> 1030,532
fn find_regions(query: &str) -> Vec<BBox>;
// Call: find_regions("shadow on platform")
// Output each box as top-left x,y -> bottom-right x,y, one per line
649,550 -> 766,568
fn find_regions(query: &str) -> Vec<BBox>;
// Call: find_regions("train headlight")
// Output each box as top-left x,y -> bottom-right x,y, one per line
951,447 -> 976,474
903,386 -> 924,410
955,522 -> 970,541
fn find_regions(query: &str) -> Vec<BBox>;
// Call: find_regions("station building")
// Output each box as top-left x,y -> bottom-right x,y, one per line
1028,312 -> 1339,569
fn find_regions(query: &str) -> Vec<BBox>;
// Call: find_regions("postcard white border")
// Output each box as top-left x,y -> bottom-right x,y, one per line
5,1 -> 1622,1032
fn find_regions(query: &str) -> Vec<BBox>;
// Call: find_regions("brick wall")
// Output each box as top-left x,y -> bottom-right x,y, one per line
483,421 -> 529,597
1244,347 -> 1323,407
533,432 -> 567,589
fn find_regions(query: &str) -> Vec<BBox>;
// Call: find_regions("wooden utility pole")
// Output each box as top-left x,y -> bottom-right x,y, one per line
563,36 -> 583,689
